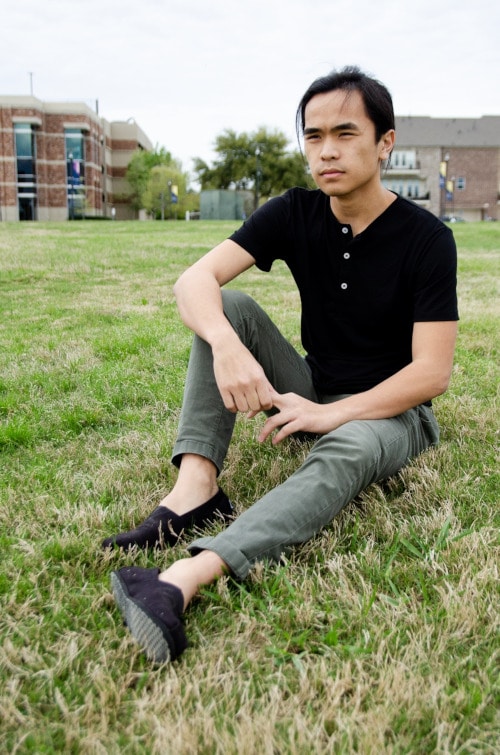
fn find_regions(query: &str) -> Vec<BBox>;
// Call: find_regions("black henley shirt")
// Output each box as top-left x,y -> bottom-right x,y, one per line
230,189 -> 458,395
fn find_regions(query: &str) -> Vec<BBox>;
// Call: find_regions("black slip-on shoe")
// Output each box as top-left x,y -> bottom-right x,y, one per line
102,489 -> 233,551
110,566 -> 160,617
111,567 -> 188,664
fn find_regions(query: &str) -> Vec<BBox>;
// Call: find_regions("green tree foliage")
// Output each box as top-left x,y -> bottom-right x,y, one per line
126,146 -> 173,210
126,147 -> 191,217
193,127 -> 312,209
142,165 -> 187,220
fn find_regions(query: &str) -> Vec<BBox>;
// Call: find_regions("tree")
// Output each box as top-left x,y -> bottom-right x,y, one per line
126,146 -> 186,213
193,127 -> 312,210
142,165 -> 187,220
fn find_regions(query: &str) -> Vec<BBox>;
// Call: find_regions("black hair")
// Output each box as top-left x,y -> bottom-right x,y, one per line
296,65 -> 395,143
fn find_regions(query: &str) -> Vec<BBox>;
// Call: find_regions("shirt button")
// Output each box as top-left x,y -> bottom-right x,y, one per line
341,282 -> 348,290
343,252 -> 350,259
342,227 -> 349,234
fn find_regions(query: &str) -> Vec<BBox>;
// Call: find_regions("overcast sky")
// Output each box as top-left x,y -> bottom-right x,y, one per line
2,0 -> 499,179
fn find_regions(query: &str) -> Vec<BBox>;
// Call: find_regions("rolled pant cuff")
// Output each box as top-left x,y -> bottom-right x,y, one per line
171,440 -> 224,473
187,536 -> 253,581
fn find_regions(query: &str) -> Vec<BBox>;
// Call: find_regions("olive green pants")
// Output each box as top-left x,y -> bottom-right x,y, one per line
171,291 -> 439,579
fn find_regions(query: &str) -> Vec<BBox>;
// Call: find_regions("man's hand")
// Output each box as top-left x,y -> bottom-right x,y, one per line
252,318 -> 458,446
212,338 -> 274,414
254,389 -> 342,445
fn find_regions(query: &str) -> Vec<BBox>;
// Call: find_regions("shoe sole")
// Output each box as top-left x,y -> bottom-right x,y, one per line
110,572 -> 172,664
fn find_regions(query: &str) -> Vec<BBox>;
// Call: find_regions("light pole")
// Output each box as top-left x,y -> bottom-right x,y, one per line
439,152 -> 449,219
254,147 -> 261,212
449,176 -> 455,217
68,152 -> 74,220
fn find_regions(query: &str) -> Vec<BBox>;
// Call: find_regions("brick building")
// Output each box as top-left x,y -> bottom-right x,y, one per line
384,115 -> 500,221
0,96 -> 152,221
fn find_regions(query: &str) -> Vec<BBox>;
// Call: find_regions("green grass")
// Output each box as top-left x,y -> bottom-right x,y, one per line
0,220 -> 498,754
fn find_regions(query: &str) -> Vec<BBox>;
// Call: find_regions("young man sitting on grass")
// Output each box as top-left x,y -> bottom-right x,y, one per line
103,66 -> 458,664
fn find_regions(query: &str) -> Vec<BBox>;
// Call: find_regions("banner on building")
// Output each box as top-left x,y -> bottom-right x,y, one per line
439,161 -> 447,188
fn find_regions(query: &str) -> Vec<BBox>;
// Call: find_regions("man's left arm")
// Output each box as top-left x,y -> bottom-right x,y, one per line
258,320 -> 457,444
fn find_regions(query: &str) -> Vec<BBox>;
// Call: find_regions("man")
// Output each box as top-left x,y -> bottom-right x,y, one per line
105,66 -> 458,664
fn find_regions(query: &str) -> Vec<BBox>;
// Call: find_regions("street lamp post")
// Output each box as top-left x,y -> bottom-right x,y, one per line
439,152 -> 449,219
255,147 -> 260,212
68,152 -> 74,220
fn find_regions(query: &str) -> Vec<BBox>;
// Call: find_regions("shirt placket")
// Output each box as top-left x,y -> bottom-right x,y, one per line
339,224 -> 353,292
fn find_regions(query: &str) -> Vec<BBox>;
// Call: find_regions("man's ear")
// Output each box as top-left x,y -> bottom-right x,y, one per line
380,129 -> 395,161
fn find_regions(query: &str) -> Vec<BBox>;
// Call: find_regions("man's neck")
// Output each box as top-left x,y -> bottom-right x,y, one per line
330,187 -> 396,236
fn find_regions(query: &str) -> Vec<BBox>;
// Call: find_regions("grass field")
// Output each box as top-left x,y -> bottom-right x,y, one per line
0,219 -> 498,754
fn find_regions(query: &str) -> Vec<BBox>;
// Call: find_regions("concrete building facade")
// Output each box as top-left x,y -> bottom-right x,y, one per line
384,115 -> 500,221
0,96 -> 152,221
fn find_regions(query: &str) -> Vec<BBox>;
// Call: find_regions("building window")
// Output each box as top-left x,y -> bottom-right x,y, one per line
389,150 -> 416,170
15,124 -> 37,220
65,129 -> 86,218
456,176 -> 466,190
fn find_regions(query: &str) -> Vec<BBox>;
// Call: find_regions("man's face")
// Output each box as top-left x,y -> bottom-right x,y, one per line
303,89 -> 393,199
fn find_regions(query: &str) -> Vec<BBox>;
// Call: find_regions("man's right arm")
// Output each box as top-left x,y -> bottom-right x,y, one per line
173,239 -> 274,413
173,239 -> 254,339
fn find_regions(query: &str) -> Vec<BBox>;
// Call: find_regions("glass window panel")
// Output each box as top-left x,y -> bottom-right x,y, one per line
17,157 -> 35,177
18,196 -> 36,221
15,130 -> 34,157
65,130 -> 84,160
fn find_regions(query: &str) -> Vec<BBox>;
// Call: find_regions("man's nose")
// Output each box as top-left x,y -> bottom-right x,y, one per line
320,137 -> 339,160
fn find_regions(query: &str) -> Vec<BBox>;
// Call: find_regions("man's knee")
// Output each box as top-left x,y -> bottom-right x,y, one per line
221,290 -> 264,339
221,289 -> 256,317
